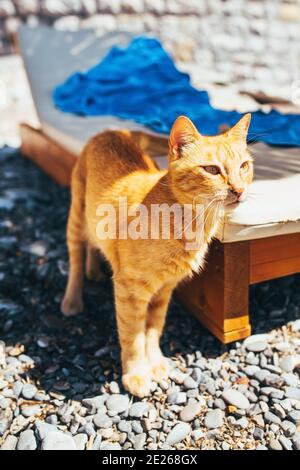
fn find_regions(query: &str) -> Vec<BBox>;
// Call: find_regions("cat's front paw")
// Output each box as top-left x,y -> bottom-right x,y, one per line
122,373 -> 151,398
149,355 -> 170,382
61,295 -> 84,316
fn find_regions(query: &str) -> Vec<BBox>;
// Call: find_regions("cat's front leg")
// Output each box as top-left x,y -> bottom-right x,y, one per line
114,276 -> 152,398
146,283 -> 175,382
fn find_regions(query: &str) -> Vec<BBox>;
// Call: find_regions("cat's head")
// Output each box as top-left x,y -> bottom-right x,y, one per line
168,114 -> 253,206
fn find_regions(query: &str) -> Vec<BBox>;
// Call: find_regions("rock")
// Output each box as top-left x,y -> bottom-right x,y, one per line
132,420 -> 143,434
1,435 -> 18,450
179,402 -> 204,422
109,381 -> 120,394
253,427 -> 264,440
234,417 -> 248,429
268,438 -> 282,450
204,409 -> 224,429
285,387 -> 300,400
129,402 -> 149,418
166,422 -> 191,445
22,383 -> 37,400
282,373 -> 298,387
169,369 -> 186,384
246,341 -> 268,352
213,398 -> 226,410
279,436 -> 293,450
99,441 -> 121,450
17,430 -> 37,450
167,392 -> 187,405
287,410 -> 300,424
280,357 -> 296,373
13,381 -> 23,397
264,411 -> 281,425
93,413 -> 112,429
74,433 -> 88,450
292,434 -> 300,450
41,431 -> 77,450
183,376 -> 198,390
117,420 -> 132,433
191,368 -> 202,384
106,394 -> 129,414
290,319 -> 300,332
222,389 -> 250,410
281,420 -> 296,437
243,334 -> 270,349
35,421 -> 58,440
21,405 -> 41,417
82,395 -> 107,411
132,433 -> 146,450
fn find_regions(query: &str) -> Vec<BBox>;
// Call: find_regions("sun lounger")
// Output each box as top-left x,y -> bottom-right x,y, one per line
18,26 -> 300,343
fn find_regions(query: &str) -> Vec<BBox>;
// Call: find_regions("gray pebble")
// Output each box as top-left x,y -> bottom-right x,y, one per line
222,389 -> 250,410
253,427 -> 264,440
169,369 -> 187,384
256,444 -> 268,450
13,381 -> 23,397
100,441 -> 121,450
82,395 -> 107,411
166,422 -> 191,445
93,413 -> 112,429
280,357 -> 295,373
1,435 -> 18,450
282,373 -> 298,387
74,434 -> 88,450
132,420 -> 143,434
35,421 -> 58,440
288,410 -> 300,424
285,387 -> 300,400
264,411 -> 281,425
167,392 -> 187,405
213,398 -> 226,410
117,420 -> 132,433
17,430 -> 37,450
179,402 -> 203,422
41,431 -> 77,450
191,368 -> 202,384
183,376 -> 198,390
246,342 -> 267,352
204,409 -> 224,429
279,435 -> 293,450
129,402 -> 148,418
281,420 -> 296,437
21,383 -> 38,400
21,405 -> 41,417
268,438 -> 282,450
109,381 -> 120,394
234,417 -> 248,429
132,433 -> 146,450
106,394 -> 129,414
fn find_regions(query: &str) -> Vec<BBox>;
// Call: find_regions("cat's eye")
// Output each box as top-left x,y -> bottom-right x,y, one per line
240,161 -> 251,172
202,165 -> 221,176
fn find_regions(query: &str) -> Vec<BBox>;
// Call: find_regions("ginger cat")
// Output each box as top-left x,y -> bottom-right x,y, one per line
61,114 -> 253,397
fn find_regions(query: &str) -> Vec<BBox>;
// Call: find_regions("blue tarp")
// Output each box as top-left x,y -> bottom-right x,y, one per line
53,36 -> 300,147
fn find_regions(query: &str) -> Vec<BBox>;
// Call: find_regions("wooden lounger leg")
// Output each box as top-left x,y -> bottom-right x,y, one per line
177,240 -> 251,343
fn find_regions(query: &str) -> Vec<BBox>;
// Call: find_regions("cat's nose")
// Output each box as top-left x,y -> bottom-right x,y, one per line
230,188 -> 244,200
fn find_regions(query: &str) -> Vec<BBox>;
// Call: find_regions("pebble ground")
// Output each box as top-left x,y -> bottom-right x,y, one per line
0,148 -> 300,450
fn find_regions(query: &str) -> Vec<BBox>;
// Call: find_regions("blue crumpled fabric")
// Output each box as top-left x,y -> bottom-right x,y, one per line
53,36 -> 300,147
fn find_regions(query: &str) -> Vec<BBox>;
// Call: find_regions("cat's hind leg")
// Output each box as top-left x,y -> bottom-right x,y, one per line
146,282 -> 175,382
85,243 -> 105,281
61,167 -> 86,316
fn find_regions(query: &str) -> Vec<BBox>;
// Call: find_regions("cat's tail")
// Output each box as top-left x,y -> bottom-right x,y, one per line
120,130 -> 169,158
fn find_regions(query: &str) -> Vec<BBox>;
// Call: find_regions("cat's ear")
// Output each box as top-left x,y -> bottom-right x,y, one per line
227,113 -> 251,141
169,116 -> 199,160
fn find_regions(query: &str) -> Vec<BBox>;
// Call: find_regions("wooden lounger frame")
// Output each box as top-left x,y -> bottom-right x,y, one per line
20,123 -> 300,343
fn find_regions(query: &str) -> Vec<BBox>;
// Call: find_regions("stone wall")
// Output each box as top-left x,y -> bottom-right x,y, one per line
1,0 -> 300,97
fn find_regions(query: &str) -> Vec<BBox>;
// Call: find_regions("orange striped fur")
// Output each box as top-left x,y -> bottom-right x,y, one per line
61,114 -> 253,397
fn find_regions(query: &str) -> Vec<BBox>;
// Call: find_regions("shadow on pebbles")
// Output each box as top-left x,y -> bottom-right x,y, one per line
0,148 -> 300,450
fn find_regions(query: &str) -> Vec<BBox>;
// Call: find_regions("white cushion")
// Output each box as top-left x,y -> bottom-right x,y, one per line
19,26 -> 300,243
